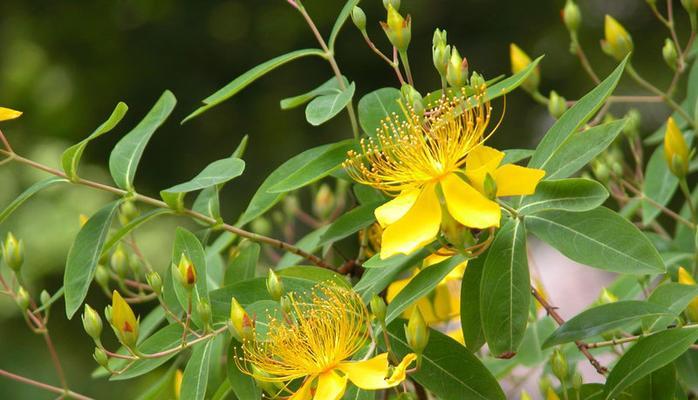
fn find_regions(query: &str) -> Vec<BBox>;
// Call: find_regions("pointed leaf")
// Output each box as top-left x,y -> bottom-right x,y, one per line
305,82 -> 355,126
171,228 -> 209,327
329,0 -> 360,50
180,339 -> 214,400
358,88 -> 402,137
281,76 -> 347,110
518,178 -> 609,215
644,283 -> 698,332
0,177 -> 68,224
461,254 -> 486,351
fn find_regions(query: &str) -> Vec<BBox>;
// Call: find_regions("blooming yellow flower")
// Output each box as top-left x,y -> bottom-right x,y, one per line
344,95 -> 544,259
111,290 -> 139,347
238,284 -> 416,400
0,107 -> 22,122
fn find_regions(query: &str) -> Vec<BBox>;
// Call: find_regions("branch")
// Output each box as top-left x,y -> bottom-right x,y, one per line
0,369 -> 93,400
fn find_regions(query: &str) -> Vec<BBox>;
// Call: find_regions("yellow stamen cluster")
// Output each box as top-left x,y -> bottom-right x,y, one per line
343,91 -> 494,195
239,284 -> 370,383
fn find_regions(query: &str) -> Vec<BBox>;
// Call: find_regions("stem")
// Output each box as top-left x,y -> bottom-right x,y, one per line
0,369 -> 93,400
620,180 -> 694,228
0,128 -> 14,153
1,149 -> 337,270
571,34 -> 600,84
181,293 -> 192,347
398,50 -> 414,86
360,33 -> 405,85
42,331 -> 69,392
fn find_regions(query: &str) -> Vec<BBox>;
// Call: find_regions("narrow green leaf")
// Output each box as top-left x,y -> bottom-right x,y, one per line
109,90 -> 176,191
628,362 -> 677,400
0,177 -> 68,224
542,301 -> 675,348
603,326 -> 698,399
358,87 -> 402,137
102,209 -> 173,255
502,148 -> 534,165
110,324 -> 186,381
192,186 -> 221,222
529,58 -> 627,169
644,283 -> 698,332
354,247 -> 432,303
382,322 -> 506,400
267,139 -> 356,193
280,76 -> 347,110
476,56 -> 543,104
171,227 -> 209,327
64,200 -> 121,318
183,49 -> 326,123
134,365 -> 178,400
461,254 -> 486,351
224,240 -> 260,285
62,102 -> 128,180
329,0 -> 360,50
319,200 -> 382,244
513,316 -> 557,366
518,178 -> 609,215
480,219 -> 530,357
526,207 -> 666,274
305,82 -> 355,126
227,339 -> 261,399
162,158 -> 244,195
180,339 -> 214,400
277,266 -> 350,288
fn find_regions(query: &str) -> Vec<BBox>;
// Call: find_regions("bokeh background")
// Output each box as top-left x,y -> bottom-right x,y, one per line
0,0 -> 689,398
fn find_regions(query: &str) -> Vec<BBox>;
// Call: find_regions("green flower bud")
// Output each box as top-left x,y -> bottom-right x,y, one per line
266,270 -> 284,301
110,244 -> 129,278
382,0 -> 400,11
572,371 -> 583,390
282,195 -> 299,217
146,271 -> 162,295
174,254 -> 196,290
623,109 -> 641,137
446,47 -> 468,88
548,90 -> 568,119
433,28 -> 447,48
405,308 -> 429,356
601,15 -> 633,61
484,173 -> 498,200
663,38 -> 678,71
470,71 -> 485,89
539,375 -> 553,397
229,297 -> 254,342
400,84 -> 424,115
370,295 -> 387,322
15,286 -> 29,310
118,201 -> 139,227
313,184 -> 335,219
563,0 -> 581,33
93,347 -> 109,368
82,304 -> 103,343
2,232 -> 24,272
197,299 -> 212,329
250,217 -> 272,236
551,349 -> 568,380
95,264 -> 110,289
351,6 -> 367,32
40,290 -> 51,307
381,5 -> 411,52
599,288 -> 618,304
682,0 -> 698,12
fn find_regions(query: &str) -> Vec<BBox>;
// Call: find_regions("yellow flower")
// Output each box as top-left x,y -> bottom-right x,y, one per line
678,266 -> 698,322
0,107 -> 22,122
238,284 -> 416,400
111,290 -> 139,347
664,117 -> 690,177
345,96 -> 544,259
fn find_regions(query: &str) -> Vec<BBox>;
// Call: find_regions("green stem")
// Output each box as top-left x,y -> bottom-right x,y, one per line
531,91 -> 549,106
399,50 -> 414,86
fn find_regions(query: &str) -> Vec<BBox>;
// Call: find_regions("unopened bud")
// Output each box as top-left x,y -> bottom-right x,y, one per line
15,286 -> 29,310
250,217 -> 272,236
546,387 -> 561,400
82,304 -> 103,343
572,372 -> 583,390
678,266 -> 698,322
146,271 -> 162,295
601,15 -> 633,61
446,47 -> 468,88
470,71 -> 485,89
175,254 -> 196,290
111,290 -> 139,347
2,232 -> 24,272
370,295 -> 387,322
483,173 -> 498,200
563,0 -> 581,33
510,43 -> 539,93
664,117 -> 690,178
0,107 -> 22,122
197,299 -> 212,329
110,244 -> 129,278
266,270 -> 284,301
401,84 -> 424,115
682,0 -> 698,12
432,29 -> 450,79
623,109 -> 641,137
229,297 -> 254,342
551,349 -> 568,380
382,0 -> 400,11
548,91 -> 568,119
405,308 -> 429,356
539,375 -> 553,395
313,184 -> 335,219
93,347 -> 109,369
95,264 -> 110,289
598,288 -> 618,304
40,290 -> 51,307
663,38 -> 678,70
118,201 -> 139,226
174,369 -> 183,400
381,5 -> 411,52
351,6 -> 367,32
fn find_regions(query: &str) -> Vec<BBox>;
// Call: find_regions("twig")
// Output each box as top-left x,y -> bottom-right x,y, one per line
0,369 -> 93,400
620,180 -> 694,228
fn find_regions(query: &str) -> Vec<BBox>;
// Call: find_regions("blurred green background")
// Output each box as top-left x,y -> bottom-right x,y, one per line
0,0 -> 687,398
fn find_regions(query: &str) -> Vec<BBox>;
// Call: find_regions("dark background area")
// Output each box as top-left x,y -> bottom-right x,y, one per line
0,0 -> 686,398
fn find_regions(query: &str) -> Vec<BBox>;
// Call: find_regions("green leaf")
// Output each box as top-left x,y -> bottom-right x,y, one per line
305,82 -> 355,126
525,207 -> 666,274
513,316 -> 557,366
329,0 -> 360,50
518,178 -> 609,215
385,255 -> 466,325
354,247 -> 432,303
529,58 -> 627,170
64,200 -> 121,318
280,76 -> 347,110
644,283 -> 698,332
109,90 -> 176,191
627,362 -> 677,400
480,219 -> 530,357
62,102 -> 128,180
267,139 -> 356,193
535,119 -> 627,179
102,209 -> 173,255
224,240 -> 260,285
180,339 -> 214,400
134,365 -> 178,400
0,177 -> 68,224
476,56 -> 543,104
382,322 -> 505,400
542,301 -> 675,348
171,227 -> 209,327
183,49 -> 326,123
502,148 -> 534,165
343,387 -> 375,400
110,324 -> 186,381
461,254 -> 486,351
277,265 -> 350,288
358,87 -> 402,136
603,326 -> 698,399
319,200 -> 381,244
226,339 -> 261,399
192,186 -> 221,222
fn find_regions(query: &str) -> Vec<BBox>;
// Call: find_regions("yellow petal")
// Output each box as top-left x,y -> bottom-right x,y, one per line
339,353 -> 416,390
288,376 -> 315,400
433,283 -> 454,320
464,146 -> 504,193
386,276 -> 412,303
112,290 -> 138,340
440,173 -> 500,229
380,185 -> 441,259
492,164 -> 545,196
447,326 -> 465,344
0,107 -> 22,122
679,266 -> 697,285
314,370 -> 347,400
375,188 -> 420,228
423,249 -> 452,267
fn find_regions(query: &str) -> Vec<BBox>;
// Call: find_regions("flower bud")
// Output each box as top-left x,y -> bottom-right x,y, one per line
229,297 -> 254,342
546,387 -> 561,400
446,47 -> 468,88
82,304 -> 103,343
401,84 -> 424,115
370,295 -> 387,322
470,71 -> 485,89
483,173 -> 498,200
118,201 -> 139,227
111,290 -> 139,347
110,244 -> 129,278
405,308 -> 429,356
602,15 -> 633,61
173,369 -> 183,400
432,29 -> 450,79
598,287 -> 618,304
197,299 -> 212,329
551,349 -> 568,380
93,347 -> 109,369
623,109 -> 641,137
539,375 -> 553,395
175,254 -> 197,290
510,43 -> 539,93
351,6 -> 367,32
0,107 -> 22,122
572,371 -> 583,390
95,264 -> 110,289
678,266 -> 698,322
266,270 -> 284,301
250,217 -> 272,236
381,5 -> 411,52
2,232 -> 24,272
313,184 -> 335,219
664,117 -> 690,178
546,90 -> 567,119
563,0 -> 581,33
663,38 -> 678,70
382,0 -> 400,11
682,0 -> 698,12
40,290 -> 51,308
15,286 -> 29,310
